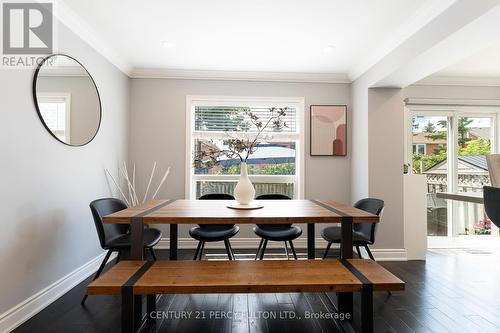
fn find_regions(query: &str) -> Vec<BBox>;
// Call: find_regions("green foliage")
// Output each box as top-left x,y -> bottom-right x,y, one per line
437,117 -> 473,147
423,121 -> 436,133
224,163 -> 295,175
413,148 -> 447,173
459,139 -> 490,156
413,139 -> 491,173
412,116 -> 490,174
425,131 -> 446,141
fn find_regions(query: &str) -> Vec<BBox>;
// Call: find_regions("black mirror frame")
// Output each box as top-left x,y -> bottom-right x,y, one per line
32,53 -> 102,147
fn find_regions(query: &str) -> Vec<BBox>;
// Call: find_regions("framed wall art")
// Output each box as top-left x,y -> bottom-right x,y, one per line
310,105 -> 347,156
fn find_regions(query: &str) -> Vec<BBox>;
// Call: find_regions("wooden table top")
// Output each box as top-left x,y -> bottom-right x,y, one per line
103,199 -> 379,225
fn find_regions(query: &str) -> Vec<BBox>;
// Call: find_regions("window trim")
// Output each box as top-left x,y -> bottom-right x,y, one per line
185,95 -> 305,200
413,143 -> 426,155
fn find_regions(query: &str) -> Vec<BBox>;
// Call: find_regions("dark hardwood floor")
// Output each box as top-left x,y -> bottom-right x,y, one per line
13,248 -> 500,333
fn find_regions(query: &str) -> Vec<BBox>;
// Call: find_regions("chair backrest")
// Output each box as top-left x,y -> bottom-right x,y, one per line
353,198 -> 384,244
256,194 -> 291,200
483,186 -> 500,229
199,193 -> 235,200
89,198 -> 129,249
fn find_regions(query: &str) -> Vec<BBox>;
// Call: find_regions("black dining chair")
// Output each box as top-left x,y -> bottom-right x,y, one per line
253,194 -> 302,260
190,193 -> 239,260
484,186 -> 500,229
321,198 -> 384,260
81,198 -> 162,305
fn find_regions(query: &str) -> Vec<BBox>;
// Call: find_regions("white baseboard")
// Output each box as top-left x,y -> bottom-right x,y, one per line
0,251 -> 116,333
156,238 -> 408,261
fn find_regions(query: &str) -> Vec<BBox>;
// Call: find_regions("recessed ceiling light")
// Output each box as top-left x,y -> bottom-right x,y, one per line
162,41 -> 174,48
323,45 -> 335,54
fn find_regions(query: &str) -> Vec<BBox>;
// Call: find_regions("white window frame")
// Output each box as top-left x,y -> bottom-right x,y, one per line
38,92 -> 71,143
185,95 -> 305,200
413,143 -> 426,155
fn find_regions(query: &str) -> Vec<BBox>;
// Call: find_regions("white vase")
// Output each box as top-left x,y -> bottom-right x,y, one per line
234,162 -> 255,205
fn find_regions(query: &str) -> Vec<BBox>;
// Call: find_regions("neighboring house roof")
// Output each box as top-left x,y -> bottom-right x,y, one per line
424,155 -> 488,174
468,127 -> 490,140
218,145 -> 295,166
412,132 -> 446,145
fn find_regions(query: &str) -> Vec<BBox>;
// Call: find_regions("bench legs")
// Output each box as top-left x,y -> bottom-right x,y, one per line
361,286 -> 374,333
122,294 -> 157,333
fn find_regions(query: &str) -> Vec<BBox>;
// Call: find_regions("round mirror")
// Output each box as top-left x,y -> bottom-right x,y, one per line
33,54 -> 101,146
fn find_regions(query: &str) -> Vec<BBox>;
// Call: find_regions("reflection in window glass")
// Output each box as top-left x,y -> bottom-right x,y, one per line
39,98 -> 68,142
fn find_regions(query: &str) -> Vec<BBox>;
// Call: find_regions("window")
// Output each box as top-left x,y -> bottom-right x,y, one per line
186,96 -> 304,199
38,94 -> 71,142
407,105 -> 498,239
413,144 -> 426,155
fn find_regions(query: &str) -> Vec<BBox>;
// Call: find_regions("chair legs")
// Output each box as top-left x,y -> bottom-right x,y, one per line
193,241 -> 202,260
227,240 -> 236,260
198,242 -> 205,260
284,242 -> 290,260
224,240 -> 233,260
116,250 -> 121,264
259,240 -> 268,260
81,249 -> 113,305
255,238 -> 264,260
256,239 -> 298,260
323,242 -> 332,259
149,248 -> 157,261
194,240 -> 236,260
356,246 -> 362,259
364,245 -> 375,260
288,240 -> 298,260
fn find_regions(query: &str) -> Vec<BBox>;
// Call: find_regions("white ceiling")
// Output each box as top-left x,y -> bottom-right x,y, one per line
434,42 -> 500,78
58,0 -> 449,78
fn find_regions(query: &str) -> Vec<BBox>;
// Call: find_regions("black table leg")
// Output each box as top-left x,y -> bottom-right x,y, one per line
147,294 -> 157,325
134,295 -> 142,331
307,223 -> 315,259
338,216 -> 353,320
170,224 -> 178,260
122,289 -> 134,333
130,217 -> 144,260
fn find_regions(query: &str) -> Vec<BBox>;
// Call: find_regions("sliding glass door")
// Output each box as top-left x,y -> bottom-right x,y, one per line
408,107 -> 499,242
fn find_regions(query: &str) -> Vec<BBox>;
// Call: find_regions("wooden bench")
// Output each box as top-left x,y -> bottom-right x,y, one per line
87,259 -> 404,333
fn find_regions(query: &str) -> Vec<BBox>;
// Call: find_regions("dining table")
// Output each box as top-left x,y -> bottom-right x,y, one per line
102,198 -> 379,318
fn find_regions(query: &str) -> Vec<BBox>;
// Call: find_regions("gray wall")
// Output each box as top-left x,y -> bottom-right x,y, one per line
0,21 -> 129,315
368,88 -> 405,249
36,76 -> 100,145
129,78 -> 351,239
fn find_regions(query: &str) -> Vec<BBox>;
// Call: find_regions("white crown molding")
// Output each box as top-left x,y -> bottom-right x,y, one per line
156,237 -> 407,261
48,0 -> 133,75
130,68 -> 351,84
415,75 -> 500,87
349,0 -> 456,81
0,251 -> 116,333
